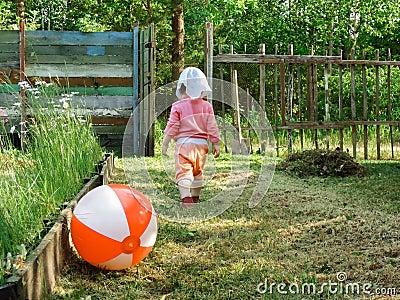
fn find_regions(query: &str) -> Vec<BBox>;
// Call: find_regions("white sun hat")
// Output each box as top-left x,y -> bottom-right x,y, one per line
176,67 -> 212,99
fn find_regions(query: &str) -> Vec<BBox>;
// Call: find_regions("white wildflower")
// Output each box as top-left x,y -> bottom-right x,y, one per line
18,81 -> 30,89
62,101 -> 69,109
10,125 -> 16,134
27,88 -> 40,95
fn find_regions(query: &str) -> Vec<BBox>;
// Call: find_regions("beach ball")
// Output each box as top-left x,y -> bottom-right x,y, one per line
70,184 -> 157,270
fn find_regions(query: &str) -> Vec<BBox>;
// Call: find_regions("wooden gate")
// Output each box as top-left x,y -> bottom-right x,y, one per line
0,24 -> 155,156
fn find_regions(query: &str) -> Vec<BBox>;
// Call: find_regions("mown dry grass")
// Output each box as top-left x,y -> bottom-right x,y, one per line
49,156 -> 400,300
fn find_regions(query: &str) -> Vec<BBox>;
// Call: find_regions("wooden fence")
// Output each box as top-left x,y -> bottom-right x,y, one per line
208,41 -> 400,159
0,25 -> 155,156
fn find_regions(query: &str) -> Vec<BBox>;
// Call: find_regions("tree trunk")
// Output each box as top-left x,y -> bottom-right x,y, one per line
172,0 -> 184,81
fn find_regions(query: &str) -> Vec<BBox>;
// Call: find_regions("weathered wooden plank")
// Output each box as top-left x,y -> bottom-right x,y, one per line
0,31 -> 19,43
26,31 -> 133,46
223,121 -> 400,131
214,54 -> 400,66
72,96 -> 133,109
0,44 -> 19,52
0,51 -> 19,59
214,54 -> 342,64
1,73 -> 134,87
67,86 -> 132,96
0,69 -> 20,83
26,54 -> 132,64
1,93 -> 133,108
0,84 -> 19,93
26,45 -> 132,56
0,86 -> 132,96
338,60 -> 400,66
0,93 -> 20,110
0,62 -> 19,69
33,77 -> 133,87
25,64 -> 132,77
93,124 -> 127,134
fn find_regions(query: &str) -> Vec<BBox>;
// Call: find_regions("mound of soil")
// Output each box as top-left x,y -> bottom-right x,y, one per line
277,149 -> 367,177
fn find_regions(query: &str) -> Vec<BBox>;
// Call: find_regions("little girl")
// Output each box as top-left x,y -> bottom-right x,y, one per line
162,67 -> 220,208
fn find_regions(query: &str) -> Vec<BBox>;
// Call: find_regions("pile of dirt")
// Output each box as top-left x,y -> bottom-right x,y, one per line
277,149 -> 367,177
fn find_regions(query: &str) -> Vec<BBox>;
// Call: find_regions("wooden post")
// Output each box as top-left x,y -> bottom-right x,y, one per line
274,44 -> 279,156
375,49 -> 381,160
205,22 -> 213,103
350,48 -> 357,159
324,50 -> 330,150
230,44 -> 235,141
362,50 -> 368,159
18,0 -> 26,150
280,60 -> 286,127
148,23 -> 156,157
338,49 -> 344,151
139,28 -> 145,155
259,44 -> 266,154
139,24 -> 155,156
233,70 -> 242,143
287,44 -> 294,153
297,64 -> 304,151
388,49 -> 394,159
311,46 -> 318,149
219,44 -> 228,153
306,56 -> 312,122
133,24 -> 139,155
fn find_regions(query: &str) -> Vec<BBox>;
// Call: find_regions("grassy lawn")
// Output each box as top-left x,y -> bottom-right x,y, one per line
50,155 -> 400,299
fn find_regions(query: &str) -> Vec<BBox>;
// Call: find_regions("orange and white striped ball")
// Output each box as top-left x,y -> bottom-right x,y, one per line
70,184 -> 157,270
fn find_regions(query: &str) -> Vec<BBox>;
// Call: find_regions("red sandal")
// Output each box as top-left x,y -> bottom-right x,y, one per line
181,196 -> 194,209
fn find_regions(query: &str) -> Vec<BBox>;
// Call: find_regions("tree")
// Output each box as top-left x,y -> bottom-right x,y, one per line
172,0 -> 184,80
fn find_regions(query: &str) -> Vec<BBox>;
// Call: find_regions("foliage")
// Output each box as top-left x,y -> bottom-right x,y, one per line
325,65 -> 400,121
1,0 -> 400,84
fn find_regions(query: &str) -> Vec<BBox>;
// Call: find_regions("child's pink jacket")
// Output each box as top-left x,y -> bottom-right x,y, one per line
164,97 -> 220,143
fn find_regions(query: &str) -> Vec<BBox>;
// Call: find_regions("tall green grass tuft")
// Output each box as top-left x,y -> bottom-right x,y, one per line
0,82 -> 103,284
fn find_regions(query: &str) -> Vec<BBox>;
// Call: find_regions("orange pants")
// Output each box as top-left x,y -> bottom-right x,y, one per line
175,142 -> 209,188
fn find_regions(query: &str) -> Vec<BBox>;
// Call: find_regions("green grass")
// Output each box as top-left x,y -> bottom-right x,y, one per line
49,156 -> 400,299
0,85 -> 103,284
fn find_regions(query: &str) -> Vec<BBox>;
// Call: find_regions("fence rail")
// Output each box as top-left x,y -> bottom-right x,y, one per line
210,42 -> 400,160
